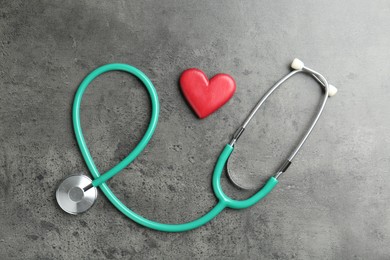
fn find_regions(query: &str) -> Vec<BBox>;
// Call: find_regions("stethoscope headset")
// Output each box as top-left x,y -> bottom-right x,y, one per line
56,58 -> 337,232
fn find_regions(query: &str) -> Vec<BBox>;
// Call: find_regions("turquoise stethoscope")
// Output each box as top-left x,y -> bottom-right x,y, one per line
56,58 -> 337,232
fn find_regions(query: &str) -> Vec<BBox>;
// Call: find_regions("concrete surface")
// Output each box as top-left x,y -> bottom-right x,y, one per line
1,0 -> 390,259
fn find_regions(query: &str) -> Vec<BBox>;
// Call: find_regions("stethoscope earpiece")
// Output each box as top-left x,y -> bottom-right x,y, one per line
328,84 -> 338,97
291,58 -> 305,70
292,58 -> 337,97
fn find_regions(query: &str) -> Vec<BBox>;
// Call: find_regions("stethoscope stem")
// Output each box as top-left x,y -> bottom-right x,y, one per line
82,183 -> 94,192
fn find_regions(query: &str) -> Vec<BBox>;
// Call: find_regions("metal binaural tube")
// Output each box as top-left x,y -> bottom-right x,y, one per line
286,66 -> 329,162
227,62 -> 333,183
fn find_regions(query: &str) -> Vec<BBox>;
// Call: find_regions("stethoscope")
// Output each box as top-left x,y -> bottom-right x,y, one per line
56,58 -> 337,232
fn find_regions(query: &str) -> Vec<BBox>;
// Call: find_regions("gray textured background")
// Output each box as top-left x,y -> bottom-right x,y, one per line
1,0 -> 390,259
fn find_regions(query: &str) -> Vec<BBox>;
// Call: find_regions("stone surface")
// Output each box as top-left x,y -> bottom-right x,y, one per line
1,0 -> 390,259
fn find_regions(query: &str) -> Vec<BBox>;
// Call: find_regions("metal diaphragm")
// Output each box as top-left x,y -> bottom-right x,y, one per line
56,175 -> 97,214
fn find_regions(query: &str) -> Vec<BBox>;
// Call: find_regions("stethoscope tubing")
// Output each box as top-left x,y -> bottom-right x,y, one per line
73,64 -> 159,188
72,63 -> 231,232
71,62 -> 331,232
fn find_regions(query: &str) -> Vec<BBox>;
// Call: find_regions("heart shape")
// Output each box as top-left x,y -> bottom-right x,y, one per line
180,68 -> 236,119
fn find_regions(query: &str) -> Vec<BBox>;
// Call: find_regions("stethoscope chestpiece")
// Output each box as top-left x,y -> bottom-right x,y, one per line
56,174 -> 97,215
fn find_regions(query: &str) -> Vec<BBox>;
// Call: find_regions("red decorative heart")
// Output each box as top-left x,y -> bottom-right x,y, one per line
180,68 -> 236,119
